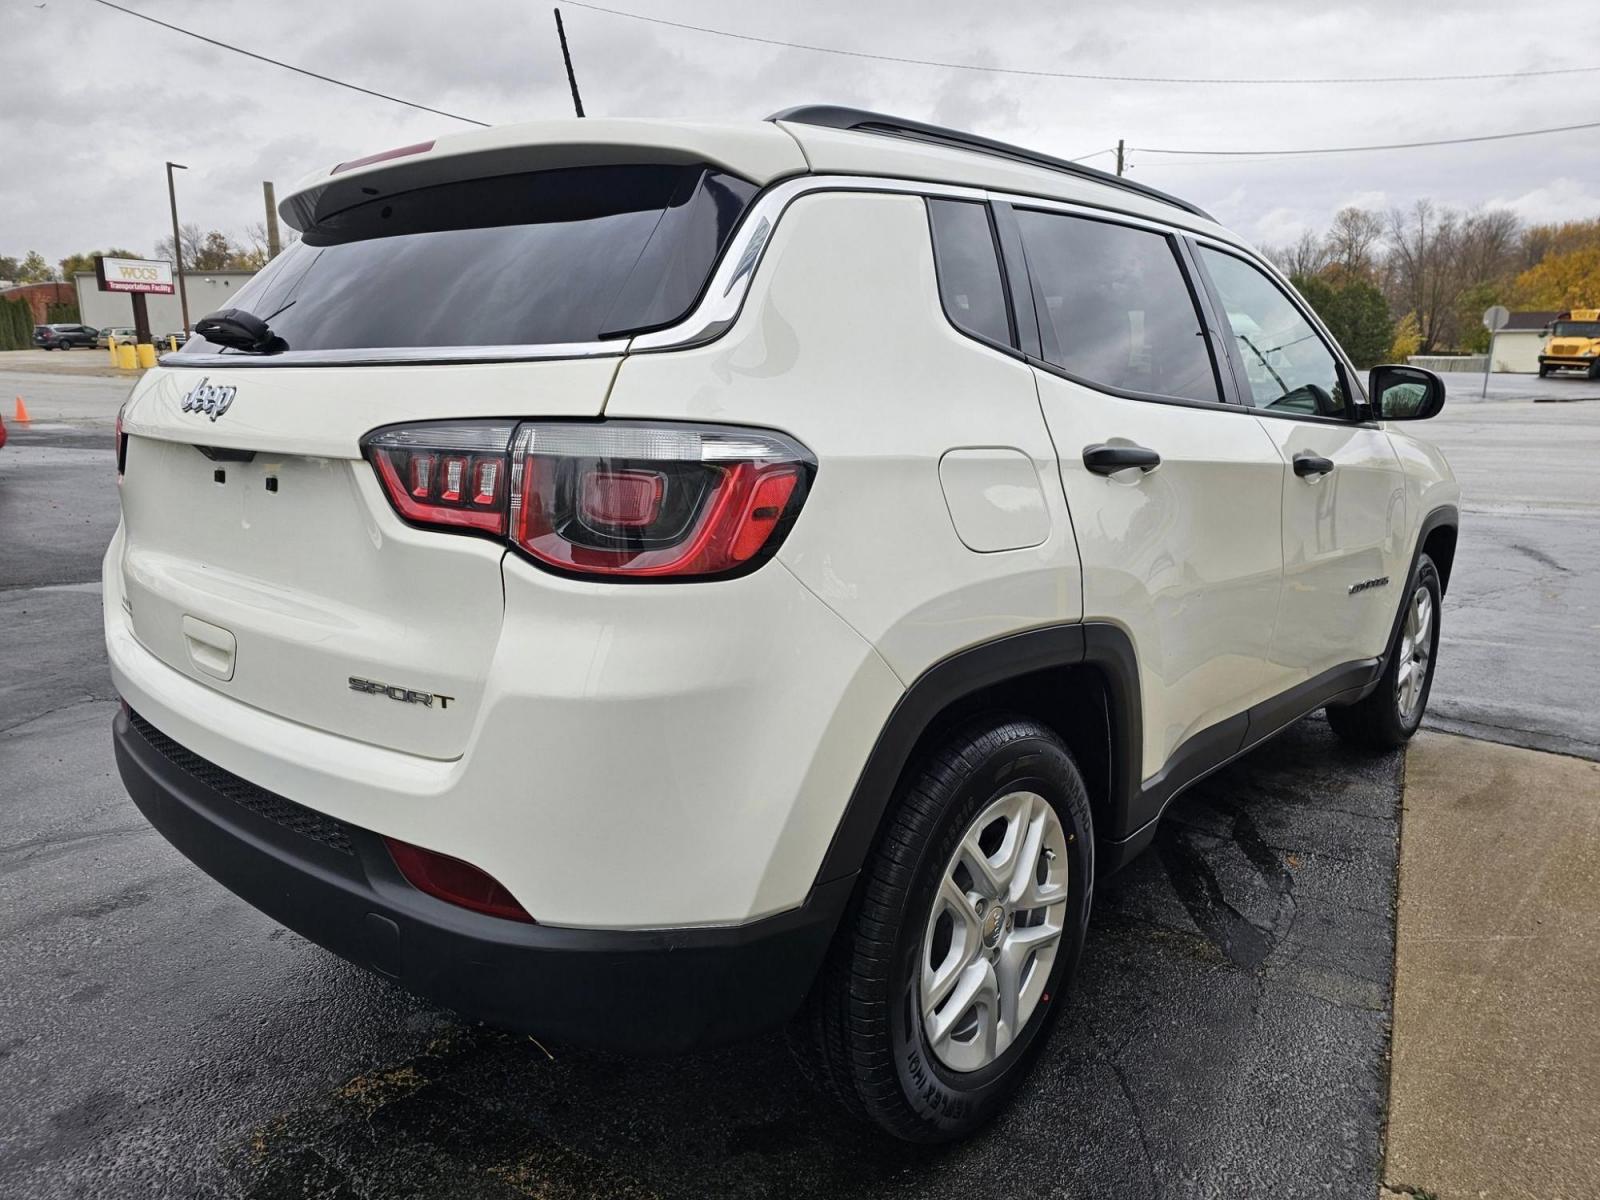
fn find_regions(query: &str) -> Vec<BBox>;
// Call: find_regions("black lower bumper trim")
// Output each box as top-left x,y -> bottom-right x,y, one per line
113,706 -> 851,1055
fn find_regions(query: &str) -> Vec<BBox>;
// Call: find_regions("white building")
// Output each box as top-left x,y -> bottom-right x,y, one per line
1490,311 -> 1559,374
74,270 -> 257,334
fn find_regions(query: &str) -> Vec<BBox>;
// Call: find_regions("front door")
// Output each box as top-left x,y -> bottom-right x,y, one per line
1193,245 -> 1409,686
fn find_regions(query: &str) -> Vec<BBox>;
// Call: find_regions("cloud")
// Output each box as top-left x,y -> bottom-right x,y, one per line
1484,178 -> 1600,225
1338,190 -> 1389,213
1249,206 -> 1316,248
0,0 -> 1596,266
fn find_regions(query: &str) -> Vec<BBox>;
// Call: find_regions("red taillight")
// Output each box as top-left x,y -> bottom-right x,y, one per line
362,420 -> 814,581
383,837 -> 534,923
365,421 -> 514,535
579,468 -> 665,529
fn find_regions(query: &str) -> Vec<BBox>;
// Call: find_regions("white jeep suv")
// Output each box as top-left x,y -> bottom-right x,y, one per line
105,106 -> 1458,1142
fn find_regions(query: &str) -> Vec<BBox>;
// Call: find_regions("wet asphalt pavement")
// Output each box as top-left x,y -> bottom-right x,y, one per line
1,368 -> 1594,1197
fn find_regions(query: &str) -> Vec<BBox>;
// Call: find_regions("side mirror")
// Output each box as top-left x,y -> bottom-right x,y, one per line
1368,363 -> 1445,421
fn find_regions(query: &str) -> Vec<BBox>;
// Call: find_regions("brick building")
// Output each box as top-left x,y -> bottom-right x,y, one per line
0,281 -> 76,323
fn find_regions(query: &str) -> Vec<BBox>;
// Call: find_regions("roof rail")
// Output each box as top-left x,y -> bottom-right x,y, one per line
766,105 -> 1213,222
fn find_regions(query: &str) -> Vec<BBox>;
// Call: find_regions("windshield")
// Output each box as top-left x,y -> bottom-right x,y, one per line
180,162 -> 755,355
1552,321 -> 1600,338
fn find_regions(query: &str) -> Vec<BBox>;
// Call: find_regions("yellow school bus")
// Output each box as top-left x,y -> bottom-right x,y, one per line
1539,308 -> 1600,378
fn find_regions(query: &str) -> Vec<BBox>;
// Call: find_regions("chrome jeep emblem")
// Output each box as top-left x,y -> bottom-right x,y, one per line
180,377 -> 237,421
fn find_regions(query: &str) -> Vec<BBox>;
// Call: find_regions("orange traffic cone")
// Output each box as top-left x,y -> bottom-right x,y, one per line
13,395 -> 29,423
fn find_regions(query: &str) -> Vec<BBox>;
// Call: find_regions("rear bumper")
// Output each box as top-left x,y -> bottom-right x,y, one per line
114,705 -> 851,1055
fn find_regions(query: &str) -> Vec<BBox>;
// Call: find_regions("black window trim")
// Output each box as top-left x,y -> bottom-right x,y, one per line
988,201 -> 1041,360
1185,236 -> 1378,428
995,200 -> 1240,414
923,196 -> 1024,360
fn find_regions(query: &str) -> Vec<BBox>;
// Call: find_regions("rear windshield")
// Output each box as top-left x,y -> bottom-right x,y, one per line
181,163 -> 756,355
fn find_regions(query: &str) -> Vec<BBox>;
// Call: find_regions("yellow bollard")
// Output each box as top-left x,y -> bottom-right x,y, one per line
116,343 -> 137,370
108,340 -> 118,366
135,343 -> 157,369
167,335 -> 177,353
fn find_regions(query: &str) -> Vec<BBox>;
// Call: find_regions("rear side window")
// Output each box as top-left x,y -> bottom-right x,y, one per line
182,163 -> 756,355
927,199 -> 1013,348
1013,209 -> 1220,404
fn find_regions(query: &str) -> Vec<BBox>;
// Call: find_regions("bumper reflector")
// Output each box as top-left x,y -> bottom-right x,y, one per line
383,837 -> 535,923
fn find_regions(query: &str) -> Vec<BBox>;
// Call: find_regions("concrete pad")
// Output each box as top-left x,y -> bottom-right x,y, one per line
0,349 -> 143,380
1385,732 -> 1600,1199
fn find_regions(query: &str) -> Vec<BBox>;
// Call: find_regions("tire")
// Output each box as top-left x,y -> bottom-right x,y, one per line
1587,360 -> 1600,381
57,340 -> 69,351
1326,554 -> 1442,750
1538,363 -> 1550,377
792,716 -> 1094,1141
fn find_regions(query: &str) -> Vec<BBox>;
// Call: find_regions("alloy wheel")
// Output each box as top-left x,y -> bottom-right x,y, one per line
1396,584 -> 1433,723
919,790 -> 1069,1073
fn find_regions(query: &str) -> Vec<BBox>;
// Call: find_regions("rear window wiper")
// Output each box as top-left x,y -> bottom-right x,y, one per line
193,306 -> 290,355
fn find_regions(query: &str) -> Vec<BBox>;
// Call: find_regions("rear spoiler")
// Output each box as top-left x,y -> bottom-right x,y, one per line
279,118 -> 806,233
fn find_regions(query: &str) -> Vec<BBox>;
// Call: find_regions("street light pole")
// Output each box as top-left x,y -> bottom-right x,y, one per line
165,161 -> 190,333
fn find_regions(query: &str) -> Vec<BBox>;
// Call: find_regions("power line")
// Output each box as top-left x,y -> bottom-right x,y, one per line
73,0 -> 1600,168
561,0 -> 1600,85
87,0 -> 489,126
1134,117 -> 1600,158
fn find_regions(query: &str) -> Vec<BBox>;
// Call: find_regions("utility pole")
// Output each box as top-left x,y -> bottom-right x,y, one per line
262,181 -> 282,260
1115,139 -> 1125,177
554,8 -> 584,117
165,161 -> 191,333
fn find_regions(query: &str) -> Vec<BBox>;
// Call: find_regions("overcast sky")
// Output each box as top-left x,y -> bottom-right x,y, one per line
3,0 -> 1597,269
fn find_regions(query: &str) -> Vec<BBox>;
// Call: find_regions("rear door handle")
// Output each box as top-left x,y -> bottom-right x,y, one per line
1083,443 -> 1161,475
1293,453 -> 1335,478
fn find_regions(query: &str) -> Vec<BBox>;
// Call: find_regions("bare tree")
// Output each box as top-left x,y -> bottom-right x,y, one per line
1326,207 -> 1386,278
1386,201 -> 1465,353
154,222 -> 207,271
241,221 -> 300,267
1264,229 -> 1331,279
1455,208 -> 1521,288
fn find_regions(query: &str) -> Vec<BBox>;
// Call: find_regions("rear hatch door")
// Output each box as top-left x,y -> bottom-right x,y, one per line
118,359 -> 617,760
115,150 -> 769,760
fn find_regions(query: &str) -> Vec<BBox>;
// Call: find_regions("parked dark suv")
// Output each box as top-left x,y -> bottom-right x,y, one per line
35,323 -> 99,350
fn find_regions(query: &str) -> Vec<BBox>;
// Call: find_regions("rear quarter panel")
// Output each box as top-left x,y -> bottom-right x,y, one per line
603,189 -> 1084,684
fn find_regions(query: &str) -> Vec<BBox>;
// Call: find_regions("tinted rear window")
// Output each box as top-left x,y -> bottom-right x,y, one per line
182,163 -> 756,355
1014,209 -> 1220,404
927,199 -> 1013,347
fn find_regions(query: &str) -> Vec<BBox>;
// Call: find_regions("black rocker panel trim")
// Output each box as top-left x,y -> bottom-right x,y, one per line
1097,656 -> 1381,874
1102,505 -> 1459,869
815,546 -> 1455,891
